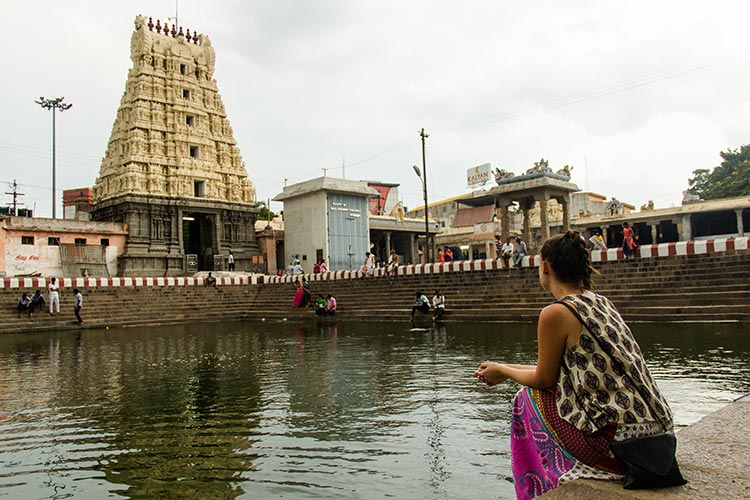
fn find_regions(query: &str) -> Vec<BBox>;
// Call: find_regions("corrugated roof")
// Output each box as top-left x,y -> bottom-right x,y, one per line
451,204 -> 495,227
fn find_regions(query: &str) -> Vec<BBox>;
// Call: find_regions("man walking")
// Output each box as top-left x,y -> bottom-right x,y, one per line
73,288 -> 84,325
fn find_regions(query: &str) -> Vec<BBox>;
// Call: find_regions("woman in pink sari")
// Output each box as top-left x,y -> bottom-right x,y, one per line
291,280 -> 304,307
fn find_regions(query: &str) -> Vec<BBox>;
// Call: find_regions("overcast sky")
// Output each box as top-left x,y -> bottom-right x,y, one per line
2,1 -> 748,217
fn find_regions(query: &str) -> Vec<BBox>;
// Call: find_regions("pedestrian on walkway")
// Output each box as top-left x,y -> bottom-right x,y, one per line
227,251 -> 235,271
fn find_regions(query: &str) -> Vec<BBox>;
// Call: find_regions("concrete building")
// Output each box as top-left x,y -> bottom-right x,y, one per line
572,195 -> 750,247
274,177 -> 379,273
91,16 -> 259,276
0,216 -> 127,277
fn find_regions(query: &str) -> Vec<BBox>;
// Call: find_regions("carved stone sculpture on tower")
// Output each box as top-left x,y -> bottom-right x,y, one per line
91,15 -> 260,276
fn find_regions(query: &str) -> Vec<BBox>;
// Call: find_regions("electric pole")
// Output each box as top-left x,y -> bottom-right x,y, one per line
420,128 -> 430,262
5,180 -> 25,216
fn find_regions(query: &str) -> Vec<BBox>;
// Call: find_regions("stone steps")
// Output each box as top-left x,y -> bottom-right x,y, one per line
1,249 -> 749,334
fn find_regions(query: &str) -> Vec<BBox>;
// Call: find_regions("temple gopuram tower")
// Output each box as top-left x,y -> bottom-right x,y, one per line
92,16 -> 258,276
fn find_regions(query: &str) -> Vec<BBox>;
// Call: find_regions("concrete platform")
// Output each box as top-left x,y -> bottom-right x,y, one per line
540,395 -> 750,499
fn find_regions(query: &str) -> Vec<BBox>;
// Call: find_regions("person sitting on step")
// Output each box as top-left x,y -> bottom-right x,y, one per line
411,291 -> 430,319
16,292 -> 32,319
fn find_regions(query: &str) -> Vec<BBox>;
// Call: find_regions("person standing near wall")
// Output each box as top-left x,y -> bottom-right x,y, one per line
48,277 -> 60,315
72,288 -> 83,325
227,251 -> 235,271
622,222 -> 637,259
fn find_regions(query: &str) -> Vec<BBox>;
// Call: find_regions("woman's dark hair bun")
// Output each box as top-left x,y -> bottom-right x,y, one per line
540,231 -> 596,289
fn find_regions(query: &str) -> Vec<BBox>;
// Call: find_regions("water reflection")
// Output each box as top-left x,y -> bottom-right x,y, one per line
0,321 -> 747,499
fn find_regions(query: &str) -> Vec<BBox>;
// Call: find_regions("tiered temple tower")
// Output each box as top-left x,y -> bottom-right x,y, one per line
92,15 -> 258,276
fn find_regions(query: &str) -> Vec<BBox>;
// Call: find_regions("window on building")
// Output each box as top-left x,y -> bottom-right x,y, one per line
194,180 -> 205,197
21,236 -> 34,245
183,89 -> 190,99
48,237 -> 60,246
180,63 -> 186,75
100,238 -> 110,247
195,68 -> 201,79
186,115 -> 195,127
75,238 -> 87,246
189,145 -> 199,159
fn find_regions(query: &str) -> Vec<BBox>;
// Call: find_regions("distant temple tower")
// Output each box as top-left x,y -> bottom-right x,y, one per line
92,15 -> 258,276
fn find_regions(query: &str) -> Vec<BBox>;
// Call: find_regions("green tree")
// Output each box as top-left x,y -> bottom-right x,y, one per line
687,144 -> 750,200
255,201 -> 276,221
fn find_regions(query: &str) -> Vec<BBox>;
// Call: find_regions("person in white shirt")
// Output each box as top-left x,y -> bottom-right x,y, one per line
411,291 -> 430,318
73,288 -> 83,325
360,252 -> 376,277
432,290 -> 445,322
227,251 -> 235,271
48,277 -> 60,315
501,238 -> 515,268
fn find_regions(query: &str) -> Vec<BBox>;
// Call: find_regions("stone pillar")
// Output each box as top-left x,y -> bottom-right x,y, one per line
212,213 -> 222,270
539,197 -> 550,242
256,228 -> 277,275
385,231 -> 392,257
500,205 -> 510,241
522,206 -> 531,248
561,196 -> 570,232
651,223 -> 659,245
736,209 -> 745,237
410,233 -> 418,265
681,215 -> 693,241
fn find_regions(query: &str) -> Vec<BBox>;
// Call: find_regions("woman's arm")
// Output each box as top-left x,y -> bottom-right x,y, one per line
474,304 -> 577,389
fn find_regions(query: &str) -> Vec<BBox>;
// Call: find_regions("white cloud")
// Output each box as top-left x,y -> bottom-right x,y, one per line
2,0 -> 749,216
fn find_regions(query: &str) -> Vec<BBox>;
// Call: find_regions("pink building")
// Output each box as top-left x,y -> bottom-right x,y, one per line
0,216 -> 128,278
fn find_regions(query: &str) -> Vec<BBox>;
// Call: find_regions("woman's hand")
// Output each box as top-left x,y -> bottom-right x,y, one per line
474,362 -> 508,386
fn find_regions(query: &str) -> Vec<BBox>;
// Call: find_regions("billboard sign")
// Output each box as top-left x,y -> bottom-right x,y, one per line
467,163 -> 492,187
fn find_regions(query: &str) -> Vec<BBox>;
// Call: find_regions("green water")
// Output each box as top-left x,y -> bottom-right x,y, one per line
0,320 -> 747,499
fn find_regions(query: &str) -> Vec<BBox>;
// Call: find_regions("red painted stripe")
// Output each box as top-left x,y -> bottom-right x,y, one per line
727,238 -> 735,251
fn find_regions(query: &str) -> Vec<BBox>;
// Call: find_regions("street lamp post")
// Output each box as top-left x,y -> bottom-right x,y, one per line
413,164 -> 429,263
413,128 -> 430,263
36,97 -> 73,219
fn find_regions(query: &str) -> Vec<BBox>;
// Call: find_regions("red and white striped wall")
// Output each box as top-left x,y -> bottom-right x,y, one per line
0,274 -> 263,289
264,236 -> 749,285
2,236 -> 747,289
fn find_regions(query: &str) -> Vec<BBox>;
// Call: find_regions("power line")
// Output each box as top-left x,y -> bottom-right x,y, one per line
437,51 -> 749,133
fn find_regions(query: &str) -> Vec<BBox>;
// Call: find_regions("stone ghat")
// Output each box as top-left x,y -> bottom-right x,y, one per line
1,237 -> 749,334
539,395 -> 750,499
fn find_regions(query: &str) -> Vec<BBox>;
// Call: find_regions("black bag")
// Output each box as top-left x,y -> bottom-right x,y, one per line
610,431 -> 687,489
556,300 -> 687,490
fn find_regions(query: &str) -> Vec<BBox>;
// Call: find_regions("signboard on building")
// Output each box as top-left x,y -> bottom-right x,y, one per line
467,163 -> 492,187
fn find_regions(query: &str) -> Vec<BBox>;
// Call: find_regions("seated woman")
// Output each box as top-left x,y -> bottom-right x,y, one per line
314,295 -> 327,316
325,293 -> 337,315
474,231 -> 676,499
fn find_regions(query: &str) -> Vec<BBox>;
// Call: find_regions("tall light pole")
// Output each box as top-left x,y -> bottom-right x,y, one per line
416,128 -> 430,262
36,97 -> 73,218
